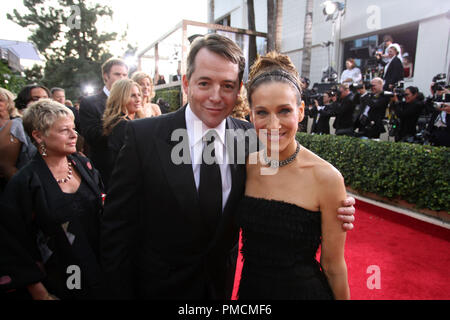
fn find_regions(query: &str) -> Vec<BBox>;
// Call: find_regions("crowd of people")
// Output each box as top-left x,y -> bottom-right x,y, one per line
0,30 -> 446,301
297,74 -> 450,146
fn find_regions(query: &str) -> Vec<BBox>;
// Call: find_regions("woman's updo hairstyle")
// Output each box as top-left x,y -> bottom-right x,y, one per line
246,52 -> 302,106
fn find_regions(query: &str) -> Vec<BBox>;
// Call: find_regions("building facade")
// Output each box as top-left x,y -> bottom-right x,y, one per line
213,0 -> 450,95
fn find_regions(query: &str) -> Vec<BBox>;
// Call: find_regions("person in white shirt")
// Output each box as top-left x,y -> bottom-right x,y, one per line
340,58 -> 362,84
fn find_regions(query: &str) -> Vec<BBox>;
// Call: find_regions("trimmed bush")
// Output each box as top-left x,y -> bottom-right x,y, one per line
154,86 -> 182,112
296,133 -> 450,212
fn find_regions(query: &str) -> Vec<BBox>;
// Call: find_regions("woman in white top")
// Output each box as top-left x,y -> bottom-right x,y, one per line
340,58 -> 362,84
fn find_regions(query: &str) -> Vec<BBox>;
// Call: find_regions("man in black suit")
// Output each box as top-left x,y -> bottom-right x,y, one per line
79,58 -> 128,187
377,44 -> 404,91
100,34 -> 356,300
358,78 -> 390,139
334,84 -> 355,136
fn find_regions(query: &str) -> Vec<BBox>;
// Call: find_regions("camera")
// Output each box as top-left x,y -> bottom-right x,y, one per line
393,81 -> 406,99
431,73 -> 447,92
433,93 -> 450,109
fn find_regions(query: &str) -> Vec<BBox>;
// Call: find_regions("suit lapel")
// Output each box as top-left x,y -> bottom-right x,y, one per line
154,107 -> 200,213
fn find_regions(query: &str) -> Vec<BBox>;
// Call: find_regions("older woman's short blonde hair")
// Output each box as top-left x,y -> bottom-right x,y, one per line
0,88 -> 21,118
22,99 -> 74,142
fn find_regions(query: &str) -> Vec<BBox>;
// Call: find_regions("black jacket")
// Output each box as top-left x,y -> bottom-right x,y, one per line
381,56 -> 404,90
79,92 -> 110,186
333,93 -> 355,135
0,153 -> 104,298
395,100 -> 424,140
311,104 -> 333,134
100,106 -> 254,299
364,93 -> 390,138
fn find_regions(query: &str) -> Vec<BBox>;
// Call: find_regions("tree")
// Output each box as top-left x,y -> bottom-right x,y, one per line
267,0 -> 275,52
267,0 -> 283,53
275,0 -> 283,52
247,0 -> 257,67
0,61 -> 26,94
7,0 -> 118,100
300,0 -> 314,78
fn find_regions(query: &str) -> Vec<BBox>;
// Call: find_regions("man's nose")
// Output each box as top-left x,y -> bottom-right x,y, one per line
209,85 -> 221,103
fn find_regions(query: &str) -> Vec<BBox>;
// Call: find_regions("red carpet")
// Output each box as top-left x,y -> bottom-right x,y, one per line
232,199 -> 450,300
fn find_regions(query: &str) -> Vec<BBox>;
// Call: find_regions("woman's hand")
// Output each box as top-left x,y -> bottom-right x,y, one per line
27,282 -> 59,300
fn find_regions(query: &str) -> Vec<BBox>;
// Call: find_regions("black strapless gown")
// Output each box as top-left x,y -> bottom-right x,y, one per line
237,196 -> 334,300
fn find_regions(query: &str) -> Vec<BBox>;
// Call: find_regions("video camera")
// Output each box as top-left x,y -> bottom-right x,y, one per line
431,73 -> 447,92
433,93 -> 450,109
350,81 -> 372,91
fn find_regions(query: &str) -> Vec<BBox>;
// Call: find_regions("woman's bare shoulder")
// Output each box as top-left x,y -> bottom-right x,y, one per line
301,147 -> 344,186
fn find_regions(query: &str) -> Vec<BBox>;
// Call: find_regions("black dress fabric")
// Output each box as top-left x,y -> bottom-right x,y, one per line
237,196 -> 334,300
34,179 -> 103,299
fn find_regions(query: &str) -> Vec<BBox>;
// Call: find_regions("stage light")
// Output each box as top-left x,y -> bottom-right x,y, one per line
323,1 -> 337,15
322,1 -> 345,21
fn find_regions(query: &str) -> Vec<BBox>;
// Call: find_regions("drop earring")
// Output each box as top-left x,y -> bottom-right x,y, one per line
39,142 -> 47,157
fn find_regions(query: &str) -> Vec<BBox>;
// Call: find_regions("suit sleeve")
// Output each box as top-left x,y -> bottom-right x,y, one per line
79,97 -> 106,147
100,122 -> 142,299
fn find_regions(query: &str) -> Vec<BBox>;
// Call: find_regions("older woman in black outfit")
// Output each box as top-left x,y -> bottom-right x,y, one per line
0,99 -> 104,299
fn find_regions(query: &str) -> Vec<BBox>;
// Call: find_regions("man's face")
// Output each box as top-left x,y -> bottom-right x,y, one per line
52,90 -> 65,104
104,65 -> 128,90
182,48 -> 241,128
371,80 -> 383,94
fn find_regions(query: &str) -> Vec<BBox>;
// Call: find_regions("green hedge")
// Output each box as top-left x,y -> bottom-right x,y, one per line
154,86 -> 182,112
296,133 -> 450,212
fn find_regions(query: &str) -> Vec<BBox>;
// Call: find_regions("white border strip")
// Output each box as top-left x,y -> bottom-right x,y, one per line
348,192 -> 450,230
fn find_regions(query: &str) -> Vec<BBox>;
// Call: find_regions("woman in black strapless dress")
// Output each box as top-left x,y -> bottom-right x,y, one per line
237,53 -> 350,300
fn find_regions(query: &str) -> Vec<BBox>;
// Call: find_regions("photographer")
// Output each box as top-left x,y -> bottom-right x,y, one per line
298,77 -> 312,132
391,86 -> 424,142
427,90 -> 450,147
311,91 -> 335,135
356,78 -> 390,139
333,83 -> 355,136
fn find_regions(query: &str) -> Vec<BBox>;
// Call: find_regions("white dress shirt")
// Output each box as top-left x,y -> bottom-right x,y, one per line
185,105 -> 232,211
103,86 -> 110,97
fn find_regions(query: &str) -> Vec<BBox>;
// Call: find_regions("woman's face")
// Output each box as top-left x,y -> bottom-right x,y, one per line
36,116 -> 77,157
346,60 -> 353,69
250,81 -> 303,156
138,77 -> 152,99
28,87 -> 49,105
125,85 -> 142,115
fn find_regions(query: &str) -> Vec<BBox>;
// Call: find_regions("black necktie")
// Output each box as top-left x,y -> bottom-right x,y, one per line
198,130 -> 222,231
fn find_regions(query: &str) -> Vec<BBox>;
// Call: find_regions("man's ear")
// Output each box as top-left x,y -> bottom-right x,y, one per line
182,74 -> 189,95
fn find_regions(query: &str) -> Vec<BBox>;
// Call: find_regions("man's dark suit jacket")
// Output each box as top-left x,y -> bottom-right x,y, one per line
100,106 -> 254,299
79,92 -> 110,187
311,105 -> 333,134
382,56 -> 404,90
333,93 -> 355,135
364,93 -> 390,138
